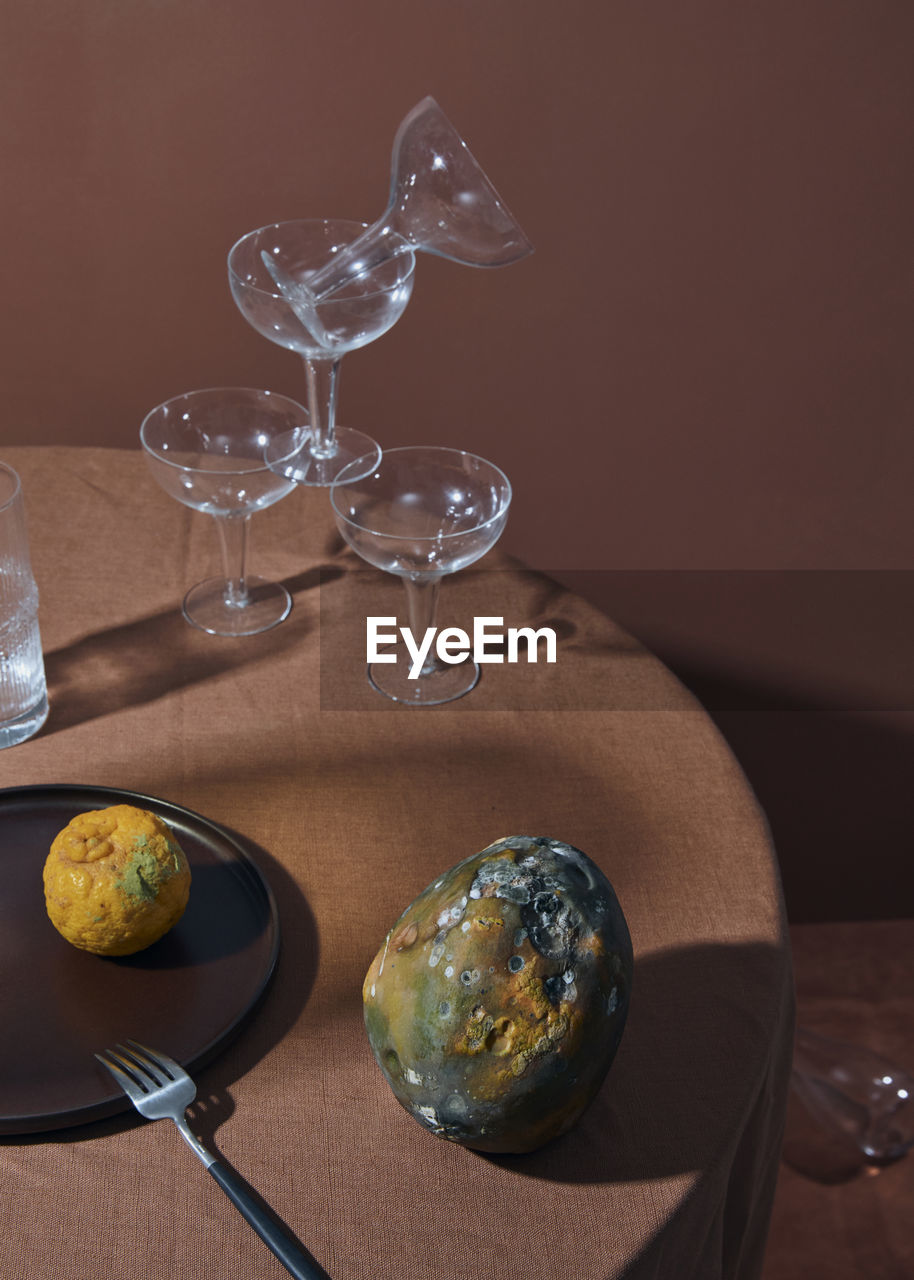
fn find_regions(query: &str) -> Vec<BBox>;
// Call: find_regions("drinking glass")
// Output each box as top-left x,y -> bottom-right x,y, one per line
299,96 -> 533,304
792,1026 -> 914,1164
330,446 -> 512,705
140,387 -> 306,636
0,462 -> 48,747
228,219 -> 415,487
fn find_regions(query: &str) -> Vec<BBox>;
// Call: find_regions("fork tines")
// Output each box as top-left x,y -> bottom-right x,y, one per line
95,1040 -> 179,1097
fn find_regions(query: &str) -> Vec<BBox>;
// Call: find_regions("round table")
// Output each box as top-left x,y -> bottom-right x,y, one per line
0,447 -> 793,1280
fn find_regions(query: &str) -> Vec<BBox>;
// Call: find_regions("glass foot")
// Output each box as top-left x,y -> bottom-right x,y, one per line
368,658 -> 480,706
182,577 -> 292,637
266,426 -> 381,487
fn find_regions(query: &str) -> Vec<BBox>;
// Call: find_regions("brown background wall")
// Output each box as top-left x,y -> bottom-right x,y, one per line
2,1 -> 912,922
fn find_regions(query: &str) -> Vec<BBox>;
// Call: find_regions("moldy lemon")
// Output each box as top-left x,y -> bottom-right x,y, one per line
43,804 -> 191,956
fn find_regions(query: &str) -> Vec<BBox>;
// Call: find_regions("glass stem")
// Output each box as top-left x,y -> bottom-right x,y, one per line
402,575 -> 442,676
302,355 -> 342,459
215,513 -> 251,609
307,223 -> 402,301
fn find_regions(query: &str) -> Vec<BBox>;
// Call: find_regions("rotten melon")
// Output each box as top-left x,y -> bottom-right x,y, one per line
363,835 -> 633,1153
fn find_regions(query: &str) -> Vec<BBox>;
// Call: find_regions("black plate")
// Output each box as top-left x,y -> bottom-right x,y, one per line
0,784 -> 280,1135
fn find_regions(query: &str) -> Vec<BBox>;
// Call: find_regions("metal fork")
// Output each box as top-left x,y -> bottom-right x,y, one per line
96,1041 -> 326,1280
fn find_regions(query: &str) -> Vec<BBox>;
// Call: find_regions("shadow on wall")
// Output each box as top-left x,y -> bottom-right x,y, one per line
690,699 -> 914,925
554,571 -> 914,925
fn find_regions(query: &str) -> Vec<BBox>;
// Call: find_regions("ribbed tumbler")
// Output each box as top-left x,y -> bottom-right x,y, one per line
0,462 -> 48,748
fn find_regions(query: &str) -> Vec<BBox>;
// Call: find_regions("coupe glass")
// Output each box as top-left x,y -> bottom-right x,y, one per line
330,446 -> 511,705
140,387 -> 306,636
297,96 -> 533,303
228,219 -> 415,487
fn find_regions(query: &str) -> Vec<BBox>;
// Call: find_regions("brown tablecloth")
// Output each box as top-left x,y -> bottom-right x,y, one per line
0,447 -> 794,1280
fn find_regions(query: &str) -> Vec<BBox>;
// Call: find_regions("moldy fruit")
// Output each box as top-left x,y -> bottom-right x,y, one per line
363,835 -> 633,1153
43,804 -> 191,956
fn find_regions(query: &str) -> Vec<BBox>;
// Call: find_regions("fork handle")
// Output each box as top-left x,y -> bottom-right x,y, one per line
208,1160 -> 327,1280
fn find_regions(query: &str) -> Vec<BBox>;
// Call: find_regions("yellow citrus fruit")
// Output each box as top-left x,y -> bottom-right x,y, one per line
43,804 -> 192,956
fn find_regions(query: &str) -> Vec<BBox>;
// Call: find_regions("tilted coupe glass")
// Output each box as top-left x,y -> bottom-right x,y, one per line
140,387 -> 307,636
293,95 -> 533,304
227,97 -> 532,489
228,218 -> 415,487
330,445 -> 512,705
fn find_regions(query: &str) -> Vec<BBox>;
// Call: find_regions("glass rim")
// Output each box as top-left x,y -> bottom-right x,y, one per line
329,445 -> 512,542
139,387 -> 310,477
227,217 -> 417,302
0,460 -> 23,515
